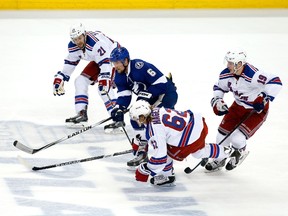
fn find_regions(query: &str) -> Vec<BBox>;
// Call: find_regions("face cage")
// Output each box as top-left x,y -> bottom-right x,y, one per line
232,61 -> 245,74
131,114 -> 147,127
71,33 -> 86,44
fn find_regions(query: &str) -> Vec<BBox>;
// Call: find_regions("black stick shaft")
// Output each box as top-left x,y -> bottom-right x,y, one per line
32,149 -> 133,171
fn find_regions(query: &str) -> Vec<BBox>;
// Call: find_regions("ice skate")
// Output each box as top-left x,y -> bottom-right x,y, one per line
65,108 -> 88,128
150,174 -> 176,187
104,122 -> 125,134
204,146 -> 233,172
127,135 -> 148,170
225,149 -> 249,171
205,158 -> 227,172
127,152 -> 148,170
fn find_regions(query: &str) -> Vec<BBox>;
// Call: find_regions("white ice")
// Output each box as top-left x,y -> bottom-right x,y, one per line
0,9 -> 287,216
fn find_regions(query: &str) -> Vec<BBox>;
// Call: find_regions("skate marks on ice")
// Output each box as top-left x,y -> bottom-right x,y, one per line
4,173 -> 206,216
1,120 -> 130,150
1,120 -> 206,216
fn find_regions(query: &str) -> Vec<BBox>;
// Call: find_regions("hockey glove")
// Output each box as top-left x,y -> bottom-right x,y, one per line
135,162 -> 150,182
211,97 -> 229,116
111,105 -> 125,126
253,92 -> 269,113
131,138 -> 140,156
131,134 -> 148,156
98,79 -> 111,95
53,71 -> 70,96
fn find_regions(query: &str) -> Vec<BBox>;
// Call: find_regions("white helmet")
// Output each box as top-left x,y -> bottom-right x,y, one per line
129,100 -> 151,123
224,49 -> 247,65
70,23 -> 86,41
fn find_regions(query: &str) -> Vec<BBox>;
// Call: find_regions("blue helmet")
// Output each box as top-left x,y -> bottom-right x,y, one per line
110,47 -> 130,62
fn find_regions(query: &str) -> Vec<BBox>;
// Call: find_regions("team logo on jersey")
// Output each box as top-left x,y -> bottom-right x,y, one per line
135,61 -> 144,69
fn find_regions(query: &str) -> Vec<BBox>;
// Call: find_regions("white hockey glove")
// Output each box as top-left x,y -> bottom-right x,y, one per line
98,78 -> 111,95
135,162 -> 151,182
97,72 -> 112,95
211,97 -> 229,116
53,71 -> 70,96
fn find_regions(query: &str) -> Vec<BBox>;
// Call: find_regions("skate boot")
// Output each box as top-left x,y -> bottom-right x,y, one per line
205,158 -> 227,172
200,158 -> 209,166
127,152 -> 148,169
104,122 -> 125,134
150,174 -> 176,187
204,146 -> 234,171
127,135 -> 148,170
225,148 -> 249,171
65,107 -> 88,127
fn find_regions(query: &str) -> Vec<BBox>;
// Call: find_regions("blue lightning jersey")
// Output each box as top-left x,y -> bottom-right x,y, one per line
114,59 -> 177,109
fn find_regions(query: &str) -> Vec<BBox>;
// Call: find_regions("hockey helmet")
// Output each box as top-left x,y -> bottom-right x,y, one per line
70,23 -> 86,41
224,48 -> 247,66
110,47 -> 130,63
129,100 -> 151,123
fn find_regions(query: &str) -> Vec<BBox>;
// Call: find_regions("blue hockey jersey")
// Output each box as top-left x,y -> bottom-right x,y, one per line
114,59 -> 177,109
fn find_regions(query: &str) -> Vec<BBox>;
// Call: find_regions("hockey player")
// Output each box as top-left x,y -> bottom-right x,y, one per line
129,100 -> 233,186
206,48 -> 282,171
108,47 -> 178,169
53,23 -> 120,129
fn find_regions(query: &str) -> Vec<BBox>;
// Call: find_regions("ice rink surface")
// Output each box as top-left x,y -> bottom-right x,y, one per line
0,9 -> 287,216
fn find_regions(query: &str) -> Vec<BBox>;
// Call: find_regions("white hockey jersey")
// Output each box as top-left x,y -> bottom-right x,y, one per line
145,107 -> 204,175
62,31 -> 119,81
213,63 -> 282,109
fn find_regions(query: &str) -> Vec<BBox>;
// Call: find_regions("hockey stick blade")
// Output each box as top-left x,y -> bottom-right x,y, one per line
13,138 -> 66,154
14,140 -> 34,154
31,149 -> 133,171
17,155 -> 33,170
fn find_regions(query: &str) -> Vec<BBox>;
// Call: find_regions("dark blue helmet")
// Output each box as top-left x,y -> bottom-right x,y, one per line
110,47 -> 130,62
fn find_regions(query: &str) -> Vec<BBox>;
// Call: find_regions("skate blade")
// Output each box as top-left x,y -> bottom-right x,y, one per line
204,167 -> 224,173
126,166 -> 138,171
66,122 -> 88,129
104,127 -> 124,134
237,151 -> 249,166
152,182 -> 176,187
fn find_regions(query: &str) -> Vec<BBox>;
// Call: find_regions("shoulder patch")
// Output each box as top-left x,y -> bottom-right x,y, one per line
68,41 -> 80,53
135,61 -> 144,69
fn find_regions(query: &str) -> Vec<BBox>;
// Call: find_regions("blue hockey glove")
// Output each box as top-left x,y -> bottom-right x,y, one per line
111,105 -> 125,126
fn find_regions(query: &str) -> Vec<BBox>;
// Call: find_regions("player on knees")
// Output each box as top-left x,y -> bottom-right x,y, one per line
129,100 -> 234,186
207,48 -> 282,171
53,23 -> 121,130
108,47 -> 178,169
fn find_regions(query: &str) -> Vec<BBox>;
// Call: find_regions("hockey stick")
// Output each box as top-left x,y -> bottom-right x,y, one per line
18,149 -> 133,171
13,115 -> 114,154
184,110 -> 255,174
